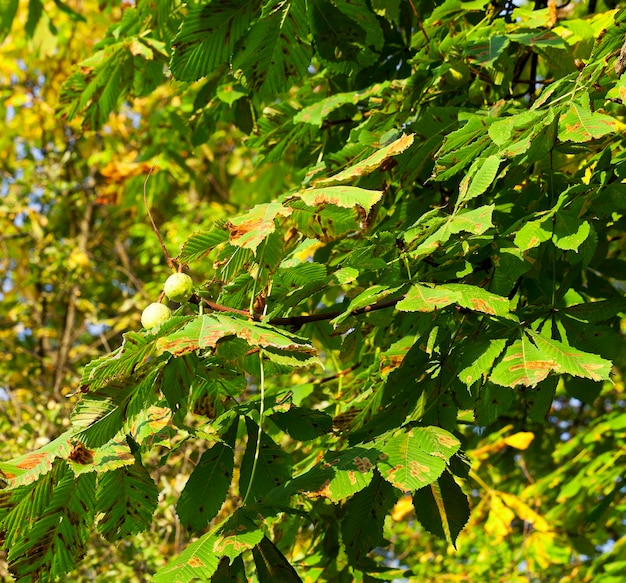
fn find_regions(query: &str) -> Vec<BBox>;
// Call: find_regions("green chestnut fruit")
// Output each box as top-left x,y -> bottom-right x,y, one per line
163,273 -> 194,303
141,302 -> 172,329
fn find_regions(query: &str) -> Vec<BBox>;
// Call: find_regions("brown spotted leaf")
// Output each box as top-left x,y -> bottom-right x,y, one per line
528,331 -> 612,383
313,133 -> 415,186
211,510 -> 263,562
0,433 -> 73,486
558,97 -> 615,143
227,202 -> 292,252
377,427 -> 460,491
277,446 -> 378,503
397,283 -> 509,316
288,186 -> 383,212
153,533 -> 221,582
157,314 -> 319,365
489,337 -> 557,388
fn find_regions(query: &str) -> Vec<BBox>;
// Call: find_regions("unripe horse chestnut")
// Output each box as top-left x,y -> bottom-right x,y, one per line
163,273 -> 194,303
141,302 -> 172,329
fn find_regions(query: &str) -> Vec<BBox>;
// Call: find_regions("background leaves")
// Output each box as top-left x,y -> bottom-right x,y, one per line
1,0 -> 626,581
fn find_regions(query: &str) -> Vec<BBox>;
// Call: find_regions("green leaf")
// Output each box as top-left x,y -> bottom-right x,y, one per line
447,205 -> 495,236
341,473 -> 398,566
1,466 -> 58,550
178,223 -> 230,263
156,512 -> 261,580
96,461 -> 159,542
161,356 -> 195,418
0,0 -> 19,39
233,0 -> 311,97
252,535 -> 303,582
290,202 -> 364,241
270,407 -> 333,440
377,427 -> 460,491
80,329 -> 169,391
458,155 -> 502,205
434,115 -> 495,180
475,382 -> 514,425
396,284 -> 458,312
6,462 -> 96,582
71,369 -> 161,448
239,418 -> 293,502
457,338 -> 508,389
466,35 -> 510,65
25,0 -> 44,37
0,432 -> 73,487
406,205 -> 494,257
564,299 -> 626,323
322,447 -> 377,503
332,284 -> 403,325
177,441 -> 235,531
67,435 -> 133,475
397,283 -> 509,316
170,0 -> 254,82
488,327 -> 611,390
308,0 -> 381,74
412,471 -> 470,548
212,555 -> 247,582
508,30 -> 566,47
553,212 -> 591,251
294,83 -> 388,126
52,0 -> 86,22
488,110 -> 545,148
129,406 -> 176,450
563,376 -> 603,405
280,447 -> 377,503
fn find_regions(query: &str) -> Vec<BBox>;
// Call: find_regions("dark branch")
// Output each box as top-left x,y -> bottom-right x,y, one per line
192,293 -> 404,328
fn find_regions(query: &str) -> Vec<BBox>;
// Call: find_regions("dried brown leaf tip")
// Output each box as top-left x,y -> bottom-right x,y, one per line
68,442 -> 95,465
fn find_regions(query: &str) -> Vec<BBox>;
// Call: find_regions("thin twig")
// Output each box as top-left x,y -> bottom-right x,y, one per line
143,161 -> 175,270
195,293 -> 403,327
408,0 -> 430,43
200,297 -> 254,318
268,296 -> 401,328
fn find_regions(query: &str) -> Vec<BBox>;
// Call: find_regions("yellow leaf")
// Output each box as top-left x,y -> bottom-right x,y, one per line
499,492 -> 550,532
526,531 -> 570,569
391,495 -> 414,521
503,431 -> 535,450
485,493 -> 515,539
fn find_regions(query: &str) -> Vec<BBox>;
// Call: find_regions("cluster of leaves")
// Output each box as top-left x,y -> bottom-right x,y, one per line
2,0 -> 626,581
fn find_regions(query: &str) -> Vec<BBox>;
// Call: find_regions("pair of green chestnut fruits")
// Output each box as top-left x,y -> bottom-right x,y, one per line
141,273 -> 193,329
